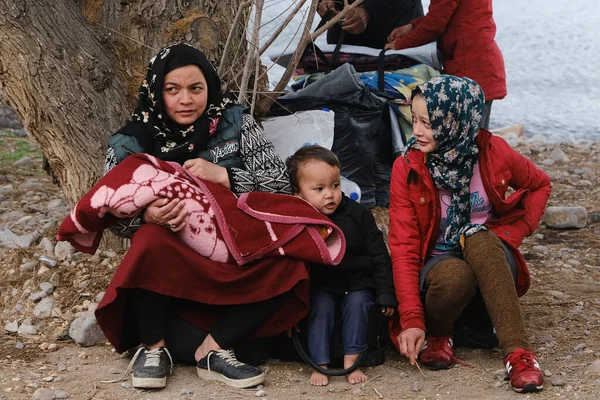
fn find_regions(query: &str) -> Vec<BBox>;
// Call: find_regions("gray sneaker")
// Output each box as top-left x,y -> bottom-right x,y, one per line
131,346 -> 173,389
196,349 -> 265,388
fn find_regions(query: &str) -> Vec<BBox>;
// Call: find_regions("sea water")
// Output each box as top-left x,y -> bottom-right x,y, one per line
260,0 -> 600,141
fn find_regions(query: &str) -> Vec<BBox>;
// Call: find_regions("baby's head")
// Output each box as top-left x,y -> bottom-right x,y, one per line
286,145 -> 342,215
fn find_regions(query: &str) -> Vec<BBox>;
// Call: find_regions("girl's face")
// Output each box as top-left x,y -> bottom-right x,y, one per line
411,94 -> 437,153
296,160 -> 342,215
163,65 -> 208,125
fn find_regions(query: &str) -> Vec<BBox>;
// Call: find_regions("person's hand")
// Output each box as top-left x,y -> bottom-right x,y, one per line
341,7 -> 370,35
387,24 -> 412,42
381,306 -> 395,317
397,327 -> 425,365
317,0 -> 337,18
183,158 -> 230,188
142,198 -> 188,232
384,41 -> 396,50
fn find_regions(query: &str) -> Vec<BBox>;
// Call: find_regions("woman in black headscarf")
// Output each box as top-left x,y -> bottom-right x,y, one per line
98,44 -> 302,390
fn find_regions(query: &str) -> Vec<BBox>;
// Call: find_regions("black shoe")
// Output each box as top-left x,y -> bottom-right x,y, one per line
131,346 -> 173,389
196,349 -> 265,388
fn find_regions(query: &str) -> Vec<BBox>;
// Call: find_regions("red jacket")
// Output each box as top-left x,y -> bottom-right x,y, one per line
388,130 -> 551,342
393,0 -> 507,100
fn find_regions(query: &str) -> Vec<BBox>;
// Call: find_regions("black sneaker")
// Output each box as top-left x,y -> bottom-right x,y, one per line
196,349 -> 265,388
131,346 -> 173,389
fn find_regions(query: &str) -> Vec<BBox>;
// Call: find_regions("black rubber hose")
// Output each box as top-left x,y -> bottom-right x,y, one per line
290,329 -> 367,376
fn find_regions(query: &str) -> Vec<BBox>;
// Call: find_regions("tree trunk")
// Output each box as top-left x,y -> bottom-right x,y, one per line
0,0 -> 249,249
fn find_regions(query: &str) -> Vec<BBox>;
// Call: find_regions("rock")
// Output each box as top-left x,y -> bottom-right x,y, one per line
550,149 -> 569,163
574,343 -> 587,352
544,206 -> 587,229
28,291 -> 47,302
494,368 -> 508,381
0,184 -> 14,194
38,238 -> 54,254
54,390 -> 68,399
18,323 -> 37,335
39,256 -> 57,267
33,297 -> 54,319
54,242 -> 75,258
20,260 -> 37,273
544,370 -> 553,377
548,290 -> 565,299
412,381 -> 421,392
18,179 -> 42,191
0,228 -> 40,249
120,382 -> 132,389
254,389 -> 266,397
13,156 -> 34,169
47,198 -> 67,211
4,320 -> 18,333
95,292 -> 105,303
533,233 -> 544,240
40,282 -> 55,294
11,288 -> 20,296
589,360 -> 600,375
15,341 -> 24,349
69,310 -> 106,346
590,212 -> 600,223
37,265 -> 51,276
32,388 -> 55,400
49,273 -> 60,287
541,159 -> 555,166
551,377 -> 565,386
180,389 -> 193,395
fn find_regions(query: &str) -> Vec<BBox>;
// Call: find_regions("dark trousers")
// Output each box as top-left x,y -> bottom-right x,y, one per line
132,289 -> 282,363
307,290 -> 374,365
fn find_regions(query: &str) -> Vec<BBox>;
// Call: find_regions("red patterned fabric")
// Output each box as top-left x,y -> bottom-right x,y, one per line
57,153 -> 345,266
95,223 -> 311,353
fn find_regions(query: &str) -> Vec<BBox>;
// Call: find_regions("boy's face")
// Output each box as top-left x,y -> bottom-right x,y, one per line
296,160 -> 342,215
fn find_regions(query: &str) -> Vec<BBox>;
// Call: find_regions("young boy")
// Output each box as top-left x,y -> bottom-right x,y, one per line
286,145 -> 397,386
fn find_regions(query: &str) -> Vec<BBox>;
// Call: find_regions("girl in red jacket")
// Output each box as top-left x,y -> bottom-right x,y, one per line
384,0 -> 506,130
388,75 -> 550,393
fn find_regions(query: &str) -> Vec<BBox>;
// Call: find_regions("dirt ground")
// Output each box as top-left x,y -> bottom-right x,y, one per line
1,133 -> 599,399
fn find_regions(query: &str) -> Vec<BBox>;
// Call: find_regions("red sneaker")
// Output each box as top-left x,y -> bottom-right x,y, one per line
504,348 -> 544,393
418,336 -> 454,370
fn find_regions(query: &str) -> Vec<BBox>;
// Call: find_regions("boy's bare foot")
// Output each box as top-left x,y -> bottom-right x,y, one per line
344,353 -> 368,384
347,368 -> 367,384
309,369 -> 329,386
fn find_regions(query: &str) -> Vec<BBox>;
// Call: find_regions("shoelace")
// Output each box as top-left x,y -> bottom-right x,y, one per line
507,350 -> 537,374
101,346 -> 173,383
425,337 -> 473,368
206,349 -> 244,372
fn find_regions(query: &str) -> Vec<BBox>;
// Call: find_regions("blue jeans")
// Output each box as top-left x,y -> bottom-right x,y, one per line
307,290 -> 374,365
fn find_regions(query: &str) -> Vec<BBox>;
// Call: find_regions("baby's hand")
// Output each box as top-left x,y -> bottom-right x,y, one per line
381,306 -> 395,317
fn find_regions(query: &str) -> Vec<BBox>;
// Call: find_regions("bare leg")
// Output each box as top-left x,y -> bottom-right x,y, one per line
194,334 -> 222,362
309,365 -> 329,386
344,354 -> 367,384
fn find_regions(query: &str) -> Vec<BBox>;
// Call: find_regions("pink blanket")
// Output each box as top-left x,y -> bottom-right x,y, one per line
57,154 -> 345,266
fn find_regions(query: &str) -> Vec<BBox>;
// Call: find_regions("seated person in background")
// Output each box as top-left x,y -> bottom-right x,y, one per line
286,145 -> 397,386
319,0 -> 424,49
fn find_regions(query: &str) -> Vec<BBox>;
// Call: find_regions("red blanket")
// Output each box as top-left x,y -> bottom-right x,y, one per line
57,154 -> 345,266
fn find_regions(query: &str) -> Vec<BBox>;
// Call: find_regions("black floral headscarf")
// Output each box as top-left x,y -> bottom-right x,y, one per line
404,75 -> 487,249
117,43 -> 234,164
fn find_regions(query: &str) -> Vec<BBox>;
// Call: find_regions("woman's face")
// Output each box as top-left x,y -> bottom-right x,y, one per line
163,65 -> 208,125
411,94 -> 437,153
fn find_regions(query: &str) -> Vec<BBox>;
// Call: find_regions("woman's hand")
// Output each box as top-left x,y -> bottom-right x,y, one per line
341,8 -> 370,35
183,158 -> 230,188
317,0 -> 337,18
381,306 -> 395,317
397,327 -> 425,365
142,198 -> 188,232
387,24 -> 412,43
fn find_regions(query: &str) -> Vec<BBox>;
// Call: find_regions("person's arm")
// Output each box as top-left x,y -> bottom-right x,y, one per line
393,0 -> 460,50
361,207 -> 397,307
228,113 -> 291,194
495,138 -> 552,247
388,158 -> 425,332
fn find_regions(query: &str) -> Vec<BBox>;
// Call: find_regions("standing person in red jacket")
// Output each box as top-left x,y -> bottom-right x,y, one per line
388,75 -> 550,393
384,0 -> 506,129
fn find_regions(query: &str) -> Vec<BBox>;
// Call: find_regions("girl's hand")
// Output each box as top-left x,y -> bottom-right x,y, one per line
183,158 -> 230,188
381,306 -> 395,317
397,327 -> 425,365
387,24 -> 412,42
142,198 -> 188,232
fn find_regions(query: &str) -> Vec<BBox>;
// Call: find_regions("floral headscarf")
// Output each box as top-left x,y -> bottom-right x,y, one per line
116,43 -> 234,164
404,75 -> 487,249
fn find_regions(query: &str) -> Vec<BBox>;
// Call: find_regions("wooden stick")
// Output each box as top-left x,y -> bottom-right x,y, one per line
415,360 -> 426,377
310,0 -> 364,40
373,387 -> 383,399
249,0 -> 265,112
239,0 -> 263,106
